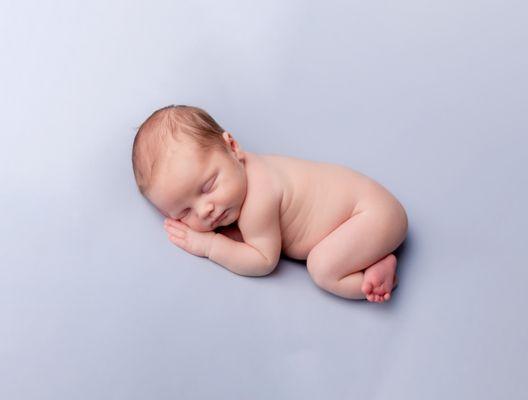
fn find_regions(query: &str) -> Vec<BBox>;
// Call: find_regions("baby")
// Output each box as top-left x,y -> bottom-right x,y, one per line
132,105 -> 408,303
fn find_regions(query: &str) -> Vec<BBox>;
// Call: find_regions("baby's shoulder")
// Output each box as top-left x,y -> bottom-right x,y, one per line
243,152 -> 284,202
236,152 -> 284,233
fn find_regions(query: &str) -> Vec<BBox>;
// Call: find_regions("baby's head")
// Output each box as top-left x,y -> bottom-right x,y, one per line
132,105 -> 247,232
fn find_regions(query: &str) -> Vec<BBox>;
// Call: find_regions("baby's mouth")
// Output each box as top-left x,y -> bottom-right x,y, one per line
212,209 -> 228,226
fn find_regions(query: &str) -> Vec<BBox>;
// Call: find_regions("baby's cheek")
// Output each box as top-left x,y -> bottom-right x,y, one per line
187,219 -> 206,231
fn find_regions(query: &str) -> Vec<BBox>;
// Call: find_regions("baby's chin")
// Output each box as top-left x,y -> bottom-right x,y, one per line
191,220 -> 229,232
194,226 -> 215,232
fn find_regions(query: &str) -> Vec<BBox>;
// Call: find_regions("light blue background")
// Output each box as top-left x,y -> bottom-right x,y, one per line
1,1 -> 527,399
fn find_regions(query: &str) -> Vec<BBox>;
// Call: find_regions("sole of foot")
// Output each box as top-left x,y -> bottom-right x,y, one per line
361,254 -> 398,303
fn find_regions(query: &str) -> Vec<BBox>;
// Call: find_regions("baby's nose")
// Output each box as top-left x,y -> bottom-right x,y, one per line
198,204 -> 214,220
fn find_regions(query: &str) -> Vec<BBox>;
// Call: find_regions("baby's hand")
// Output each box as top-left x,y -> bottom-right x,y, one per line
164,218 -> 216,258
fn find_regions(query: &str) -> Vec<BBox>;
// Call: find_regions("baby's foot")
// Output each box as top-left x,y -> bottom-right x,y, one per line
361,254 -> 398,303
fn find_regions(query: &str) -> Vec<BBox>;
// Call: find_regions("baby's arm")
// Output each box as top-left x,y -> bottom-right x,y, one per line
208,188 -> 282,277
214,223 -> 244,242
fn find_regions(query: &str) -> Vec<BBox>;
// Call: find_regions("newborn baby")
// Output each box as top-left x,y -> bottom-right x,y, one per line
132,105 -> 408,303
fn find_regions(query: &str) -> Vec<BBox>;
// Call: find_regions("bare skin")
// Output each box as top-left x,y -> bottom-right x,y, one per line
148,131 -> 408,303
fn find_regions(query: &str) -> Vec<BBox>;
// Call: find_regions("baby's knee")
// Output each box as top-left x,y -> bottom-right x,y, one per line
306,250 -> 336,291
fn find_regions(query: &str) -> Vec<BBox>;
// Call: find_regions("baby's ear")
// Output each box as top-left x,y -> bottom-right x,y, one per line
221,131 -> 234,144
222,131 -> 244,159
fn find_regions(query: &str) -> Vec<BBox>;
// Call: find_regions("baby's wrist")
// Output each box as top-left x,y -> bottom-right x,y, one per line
206,232 -> 217,259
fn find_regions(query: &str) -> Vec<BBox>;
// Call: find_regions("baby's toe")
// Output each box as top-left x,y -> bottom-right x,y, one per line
373,281 -> 390,295
362,282 -> 374,296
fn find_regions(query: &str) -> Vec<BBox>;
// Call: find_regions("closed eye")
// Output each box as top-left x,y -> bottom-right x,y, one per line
202,176 -> 216,193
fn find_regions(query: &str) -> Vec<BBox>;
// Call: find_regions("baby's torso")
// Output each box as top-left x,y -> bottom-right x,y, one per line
244,152 -> 389,260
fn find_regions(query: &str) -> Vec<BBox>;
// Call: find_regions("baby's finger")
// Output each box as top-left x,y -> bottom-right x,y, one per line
168,234 -> 185,247
165,218 -> 187,229
165,225 -> 186,238
168,234 -> 193,254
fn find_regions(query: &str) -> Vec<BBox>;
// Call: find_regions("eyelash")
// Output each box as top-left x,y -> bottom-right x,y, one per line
203,176 -> 216,194
179,177 -> 215,218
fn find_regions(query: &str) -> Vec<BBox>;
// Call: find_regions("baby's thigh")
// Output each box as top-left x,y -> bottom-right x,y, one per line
307,199 -> 408,279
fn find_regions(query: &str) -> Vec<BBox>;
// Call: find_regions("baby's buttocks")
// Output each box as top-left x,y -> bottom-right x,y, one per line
258,153 -> 399,260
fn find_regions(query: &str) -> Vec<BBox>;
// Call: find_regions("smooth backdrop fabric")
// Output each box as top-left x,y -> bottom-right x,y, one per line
1,1 -> 527,399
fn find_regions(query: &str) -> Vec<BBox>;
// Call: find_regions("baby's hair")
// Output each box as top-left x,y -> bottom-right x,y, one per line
131,104 -> 227,197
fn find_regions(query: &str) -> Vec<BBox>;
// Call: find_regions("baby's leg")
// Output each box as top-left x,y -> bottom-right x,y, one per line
306,201 -> 407,302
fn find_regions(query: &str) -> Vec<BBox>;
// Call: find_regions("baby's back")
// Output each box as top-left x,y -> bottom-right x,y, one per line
256,153 -> 387,260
